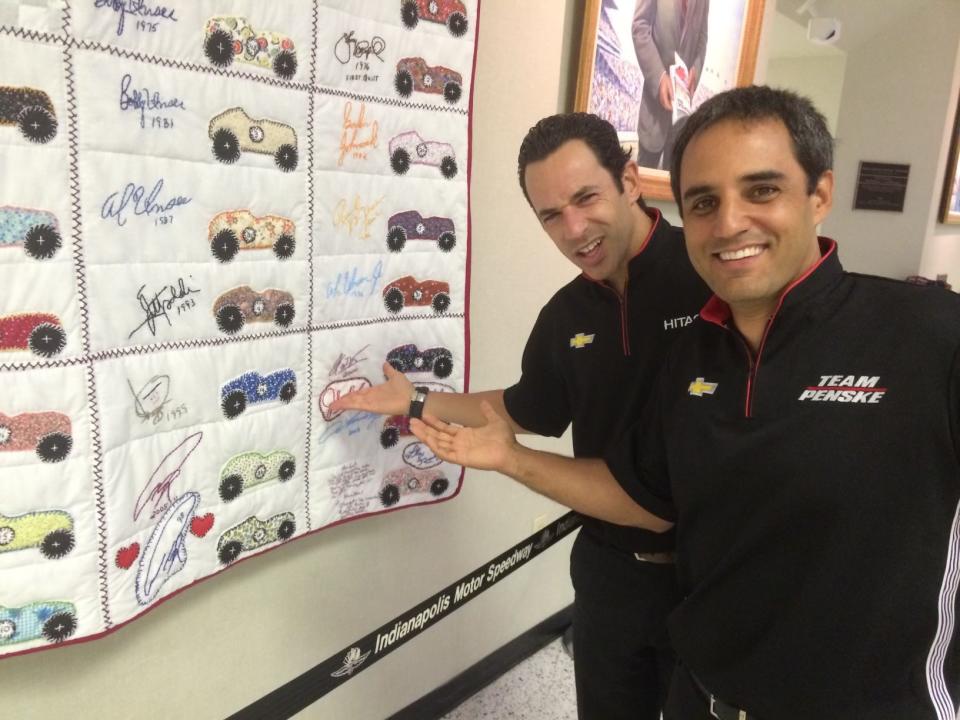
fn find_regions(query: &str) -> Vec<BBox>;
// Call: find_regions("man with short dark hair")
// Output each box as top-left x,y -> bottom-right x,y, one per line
413,86 -> 960,719
333,112 -> 710,719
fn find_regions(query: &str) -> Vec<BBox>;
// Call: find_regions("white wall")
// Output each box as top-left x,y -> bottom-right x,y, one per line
767,54 -> 846,135
0,3 -> 581,719
822,0 -> 960,279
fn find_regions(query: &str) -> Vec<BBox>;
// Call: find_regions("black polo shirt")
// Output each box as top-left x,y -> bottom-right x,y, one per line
608,240 -> 960,719
503,210 -> 710,553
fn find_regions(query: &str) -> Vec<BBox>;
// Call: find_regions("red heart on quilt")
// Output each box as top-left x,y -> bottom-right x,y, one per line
190,513 -> 214,538
115,543 -> 140,569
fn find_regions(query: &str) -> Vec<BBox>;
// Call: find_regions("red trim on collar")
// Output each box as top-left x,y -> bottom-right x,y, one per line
579,208 -> 661,286
698,237 -> 838,328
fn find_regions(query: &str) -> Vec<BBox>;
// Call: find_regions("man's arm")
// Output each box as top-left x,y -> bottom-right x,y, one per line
411,401 -> 673,532
329,362 -> 530,433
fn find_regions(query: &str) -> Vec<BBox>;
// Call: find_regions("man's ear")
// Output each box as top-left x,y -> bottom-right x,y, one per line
622,160 -> 642,202
811,170 -> 834,224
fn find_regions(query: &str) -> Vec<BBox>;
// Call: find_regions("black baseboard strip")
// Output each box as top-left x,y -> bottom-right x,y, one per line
388,605 -> 574,720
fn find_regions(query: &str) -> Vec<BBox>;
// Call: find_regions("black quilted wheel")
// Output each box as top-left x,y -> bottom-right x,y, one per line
23,224 -> 61,260
204,30 -> 234,67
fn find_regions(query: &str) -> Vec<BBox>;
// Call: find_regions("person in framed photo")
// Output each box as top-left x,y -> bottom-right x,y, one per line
632,0 -> 709,169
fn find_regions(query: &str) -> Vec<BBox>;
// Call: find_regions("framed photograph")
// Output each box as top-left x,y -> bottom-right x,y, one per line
575,0 -> 766,200
939,93 -> 960,224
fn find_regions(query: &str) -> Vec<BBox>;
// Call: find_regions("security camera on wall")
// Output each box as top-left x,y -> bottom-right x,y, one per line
807,17 -> 842,45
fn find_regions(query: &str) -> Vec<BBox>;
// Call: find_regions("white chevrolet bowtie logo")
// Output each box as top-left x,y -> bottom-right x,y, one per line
569,333 -> 595,349
688,377 -> 718,397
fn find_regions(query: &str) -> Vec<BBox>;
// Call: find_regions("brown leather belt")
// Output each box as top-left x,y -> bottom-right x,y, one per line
633,551 -> 675,564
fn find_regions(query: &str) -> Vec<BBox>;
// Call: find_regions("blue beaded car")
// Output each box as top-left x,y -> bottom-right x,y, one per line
220,368 -> 297,419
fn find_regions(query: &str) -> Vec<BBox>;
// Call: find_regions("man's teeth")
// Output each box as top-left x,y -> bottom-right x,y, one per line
579,240 -> 600,255
718,245 -> 764,261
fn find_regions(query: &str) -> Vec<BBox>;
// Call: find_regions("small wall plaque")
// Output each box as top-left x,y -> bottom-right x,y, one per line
854,161 -> 910,212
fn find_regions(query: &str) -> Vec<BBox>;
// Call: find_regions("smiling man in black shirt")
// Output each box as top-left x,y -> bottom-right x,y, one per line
413,86 -> 960,720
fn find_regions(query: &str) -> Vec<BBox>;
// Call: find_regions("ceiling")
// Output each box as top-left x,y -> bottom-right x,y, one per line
772,0 -> 941,56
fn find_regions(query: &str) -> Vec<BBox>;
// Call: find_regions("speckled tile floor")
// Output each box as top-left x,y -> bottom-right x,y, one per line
439,638 -> 577,719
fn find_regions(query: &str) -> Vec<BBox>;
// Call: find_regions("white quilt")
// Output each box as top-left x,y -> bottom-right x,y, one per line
0,0 -> 475,658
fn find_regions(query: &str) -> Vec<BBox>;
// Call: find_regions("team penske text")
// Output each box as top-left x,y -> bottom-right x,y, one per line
798,375 -> 886,403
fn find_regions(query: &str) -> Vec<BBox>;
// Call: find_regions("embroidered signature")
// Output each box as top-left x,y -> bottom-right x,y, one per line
101,178 -> 192,228
128,277 -> 201,339
317,411 -> 380,446
325,261 -> 383,299
94,0 -> 178,37
136,491 -> 199,605
330,345 -> 370,379
338,101 -> 379,166
118,74 -> 186,129
134,432 -> 202,522
333,31 -> 386,65
333,194 -> 382,240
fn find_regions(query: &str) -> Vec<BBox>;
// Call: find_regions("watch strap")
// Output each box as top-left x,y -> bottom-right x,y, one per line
409,386 -> 429,419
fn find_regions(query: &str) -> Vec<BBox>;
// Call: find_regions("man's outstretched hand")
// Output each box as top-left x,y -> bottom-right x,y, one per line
329,362 -> 413,416
411,400 -> 517,473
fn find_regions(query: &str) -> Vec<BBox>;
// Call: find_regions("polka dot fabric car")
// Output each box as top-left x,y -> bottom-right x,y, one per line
0,207 -> 62,260
203,16 -> 297,80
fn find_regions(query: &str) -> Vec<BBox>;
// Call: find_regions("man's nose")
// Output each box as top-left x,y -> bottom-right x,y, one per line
714,197 -> 750,239
560,206 -> 587,239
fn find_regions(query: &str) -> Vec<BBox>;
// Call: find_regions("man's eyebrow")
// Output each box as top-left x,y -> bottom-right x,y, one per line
682,171 -> 788,202
741,170 -> 786,183
536,185 -> 599,219
682,183 -> 714,202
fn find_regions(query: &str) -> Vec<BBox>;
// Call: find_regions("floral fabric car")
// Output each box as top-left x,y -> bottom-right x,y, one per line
203,16 -> 297,79
0,207 -> 61,260
386,344 -> 454,378
379,467 -> 449,507
0,510 -> 75,559
400,0 -> 468,37
208,210 -> 295,262
0,410 -> 72,462
388,131 -> 457,179
0,313 -> 66,357
386,210 -> 455,252
0,86 -> 57,143
394,57 -> 462,104
212,285 -> 295,334
382,276 -> 450,314
218,450 -> 295,501
217,512 -> 295,565
209,107 -> 298,171
0,601 -> 77,646
220,369 -> 297,419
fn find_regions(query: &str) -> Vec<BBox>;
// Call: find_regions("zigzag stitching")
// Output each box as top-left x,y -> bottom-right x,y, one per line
0,312 -> 465,372
302,1 -> 321,531
85,361 -> 112,629
0,25 -> 468,116
63,45 -> 92,357
61,0 -> 71,36
0,24 -> 68,44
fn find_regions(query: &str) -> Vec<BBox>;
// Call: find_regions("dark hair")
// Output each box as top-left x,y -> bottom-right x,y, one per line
517,112 -> 647,209
670,85 -> 833,211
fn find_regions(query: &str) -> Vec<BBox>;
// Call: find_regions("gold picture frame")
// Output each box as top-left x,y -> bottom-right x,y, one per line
575,0 -> 766,201
939,92 -> 960,224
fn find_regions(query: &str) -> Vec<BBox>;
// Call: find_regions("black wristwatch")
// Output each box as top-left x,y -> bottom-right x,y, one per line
409,386 -> 430,419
